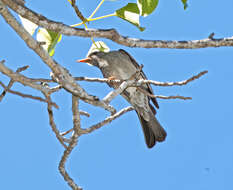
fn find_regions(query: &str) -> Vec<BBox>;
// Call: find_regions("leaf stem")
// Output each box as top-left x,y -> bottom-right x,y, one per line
89,0 -> 105,19
70,13 -> 116,27
88,13 -> 116,21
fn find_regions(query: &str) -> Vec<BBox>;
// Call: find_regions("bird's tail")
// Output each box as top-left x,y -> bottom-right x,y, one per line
136,111 -> 167,148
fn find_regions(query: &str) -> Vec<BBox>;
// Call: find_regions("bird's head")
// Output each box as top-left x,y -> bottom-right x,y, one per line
77,51 -> 108,68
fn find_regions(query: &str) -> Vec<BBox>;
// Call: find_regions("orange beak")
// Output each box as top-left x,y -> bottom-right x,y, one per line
76,57 -> 91,63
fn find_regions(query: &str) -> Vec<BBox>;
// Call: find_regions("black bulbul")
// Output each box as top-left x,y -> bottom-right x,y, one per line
78,49 -> 166,148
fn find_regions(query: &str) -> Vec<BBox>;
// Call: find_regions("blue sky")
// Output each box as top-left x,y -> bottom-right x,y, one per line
1,0 -> 233,190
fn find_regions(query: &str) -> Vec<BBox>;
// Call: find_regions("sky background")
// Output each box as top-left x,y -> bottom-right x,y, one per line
1,0 -> 233,190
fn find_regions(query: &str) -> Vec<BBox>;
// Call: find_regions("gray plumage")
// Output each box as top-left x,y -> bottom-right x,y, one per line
79,49 -> 167,148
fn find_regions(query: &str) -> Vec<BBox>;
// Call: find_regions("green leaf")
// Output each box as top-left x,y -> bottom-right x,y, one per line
19,15 -> 38,35
115,3 -> 145,31
36,28 -> 62,56
181,0 -> 188,10
137,0 -> 159,17
87,41 -> 110,57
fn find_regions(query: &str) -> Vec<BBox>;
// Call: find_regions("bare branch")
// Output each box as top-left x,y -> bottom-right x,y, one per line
59,96 -> 82,190
103,66 -> 143,104
0,64 -> 29,101
75,70 -> 208,87
137,70 -> 208,87
48,85 -> 62,93
81,106 -> 134,134
137,87 -> 192,100
0,81 -> 59,108
72,95 -> 81,134
3,0 -> 233,49
23,69 -> 208,88
15,65 -> 29,72
155,95 -> 192,100
75,77 -> 119,83
0,61 -> 50,93
29,78 -> 54,83
62,107 -> 134,136
102,69 -> 202,104
44,93 -> 67,148
71,0 -> 87,23
59,145 -> 82,190
61,128 -> 73,136
60,109 -> 90,136
80,110 -> 90,117
103,81 -> 129,104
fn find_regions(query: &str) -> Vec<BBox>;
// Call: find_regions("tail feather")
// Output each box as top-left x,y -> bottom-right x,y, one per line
137,111 -> 167,148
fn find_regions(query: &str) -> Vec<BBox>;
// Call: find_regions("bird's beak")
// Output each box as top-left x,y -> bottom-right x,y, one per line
77,57 -> 91,63
76,57 -> 93,66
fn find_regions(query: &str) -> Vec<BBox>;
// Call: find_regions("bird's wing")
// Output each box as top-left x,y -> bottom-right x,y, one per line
118,49 -> 159,109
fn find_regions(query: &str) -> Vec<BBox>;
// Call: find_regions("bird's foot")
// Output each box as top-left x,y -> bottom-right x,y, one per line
108,76 -> 117,81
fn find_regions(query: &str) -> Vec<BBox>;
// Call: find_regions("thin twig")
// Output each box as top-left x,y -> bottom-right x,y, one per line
137,70 -> 208,87
49,85 -> 62,93
0,81 -> 59,108
0,65 -> 29,101
75,76 -> 117,83
137,87 -> 192,100
44,93 -> 67,148
80,110 -> 90,117
0,61 -> 50,93
61,128 -> 73,136
71,0 -> 87,23
155,95 -> 192,100
81,106 -> 134,134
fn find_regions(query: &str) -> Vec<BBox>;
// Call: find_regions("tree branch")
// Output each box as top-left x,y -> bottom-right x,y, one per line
81,106 -> 134,134
0,81 -> 59,108
0,64 -> 29,101
0,60 -> 51,93
137,87 -> 192,100
61,106 -> 134,136
2,0 -> 233,49
32,70 -> 207,87
59,144 -> 82,190
154,95 -> 192,100
102,69 -> 205,103
44,93 -> 67,148
71,0 -> 86,22
102,81 -> 129,104
0,2 -> 116,114
136,70 -> 208,87
58,96 -> 82,190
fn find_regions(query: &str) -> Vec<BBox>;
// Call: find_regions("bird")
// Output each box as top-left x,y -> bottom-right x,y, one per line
77,49 -> 166,148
